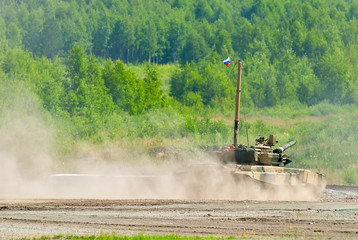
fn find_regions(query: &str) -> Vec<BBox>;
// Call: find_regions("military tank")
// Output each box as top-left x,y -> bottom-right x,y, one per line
208,60 -> 326,199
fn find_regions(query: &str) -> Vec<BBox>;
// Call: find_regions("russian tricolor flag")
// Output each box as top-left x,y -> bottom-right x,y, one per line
223,57 -> 231,66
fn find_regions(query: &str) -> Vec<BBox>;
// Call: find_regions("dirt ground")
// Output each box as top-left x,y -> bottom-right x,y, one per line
0,185 -> 357,239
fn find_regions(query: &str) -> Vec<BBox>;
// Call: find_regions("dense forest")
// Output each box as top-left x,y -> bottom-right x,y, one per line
1,0 -> 358,108
0,0 -> 357,184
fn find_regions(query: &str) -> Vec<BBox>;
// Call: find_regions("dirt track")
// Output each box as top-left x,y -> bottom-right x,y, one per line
0,186 -> 357,239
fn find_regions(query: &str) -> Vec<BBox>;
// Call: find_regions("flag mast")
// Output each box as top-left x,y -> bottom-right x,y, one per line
234,60 -> 243,148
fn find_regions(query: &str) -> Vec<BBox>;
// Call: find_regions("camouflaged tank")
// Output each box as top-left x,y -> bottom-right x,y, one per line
212,134 -> 326,197
211,60 -> 326,198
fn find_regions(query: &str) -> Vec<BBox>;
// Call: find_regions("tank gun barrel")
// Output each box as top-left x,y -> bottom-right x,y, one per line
274,140 -> 296,154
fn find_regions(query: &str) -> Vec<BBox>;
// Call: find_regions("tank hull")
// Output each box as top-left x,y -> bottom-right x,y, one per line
174,162 -> 326,200
233,165 -> 326,188
227,165 -> 326,200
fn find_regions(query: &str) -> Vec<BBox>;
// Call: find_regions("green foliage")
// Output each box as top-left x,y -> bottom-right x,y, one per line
0,78 -> 39,120
0,17 -> 7,53
184,116 -> 230,144
0,0 -> 357,105
102,59 -> 145,114
0,0 -> 358,185
64,45 -> 115,138
143,64 -> 167,110
170,58 -> 234,110
67,44 -> 87,89
5,22 -> 21,48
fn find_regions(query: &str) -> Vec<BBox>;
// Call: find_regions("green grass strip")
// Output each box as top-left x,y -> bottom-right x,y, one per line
18,233 -> 238,240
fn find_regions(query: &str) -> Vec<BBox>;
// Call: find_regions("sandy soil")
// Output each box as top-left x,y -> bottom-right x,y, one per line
0,186 -> 357,239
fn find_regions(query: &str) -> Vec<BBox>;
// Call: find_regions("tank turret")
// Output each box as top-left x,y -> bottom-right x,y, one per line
217,135 -> 296,166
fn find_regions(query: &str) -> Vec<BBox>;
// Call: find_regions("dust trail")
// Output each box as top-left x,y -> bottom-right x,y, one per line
0,113 -> 320,201
0,87 -> 320,201
0,103 -> 55,198
0,130 -> 321,201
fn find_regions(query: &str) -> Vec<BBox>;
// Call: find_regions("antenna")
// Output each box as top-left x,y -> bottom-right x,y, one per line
233,60 -> 243,148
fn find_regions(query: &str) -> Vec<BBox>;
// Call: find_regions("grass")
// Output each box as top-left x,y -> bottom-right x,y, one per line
21,233 -> 238,240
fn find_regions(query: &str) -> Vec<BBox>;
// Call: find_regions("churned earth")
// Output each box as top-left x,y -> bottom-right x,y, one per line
0,185 -> 357,239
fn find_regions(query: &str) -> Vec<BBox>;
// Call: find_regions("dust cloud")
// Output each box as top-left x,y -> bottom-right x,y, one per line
0,120 -> 321,201
0,93 -> 320,202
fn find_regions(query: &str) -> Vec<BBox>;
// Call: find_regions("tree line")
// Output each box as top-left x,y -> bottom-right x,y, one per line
0,0 -> 357,138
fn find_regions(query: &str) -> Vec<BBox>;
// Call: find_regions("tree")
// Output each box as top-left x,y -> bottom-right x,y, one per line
40,17 -> 64,58
274,50 -> 299,102
195,0 -> 214,22
102,59 -> 145,114
66,45 -> 114,115
166,16 -> 186,63
245,52 -> 273,108
0,17 -> 7,53
294,57 -> 320,105
32,57 -> 67,115
109,17 -> 135,62
91,4 -> 112,57
21,10 -> 43,56
6,22 -> 21,48
170,58 -> 234,108
170,63 -> 202,101
143,21 -> 158,63
213,28 -> 233,57
60,1 -> 90,54
143,64 -> 165,110
67,44 -> 87,90
181,30 -> 209,63
290,20 -> 307,57
316,50 -> 350,103
79,55 -> 114,122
